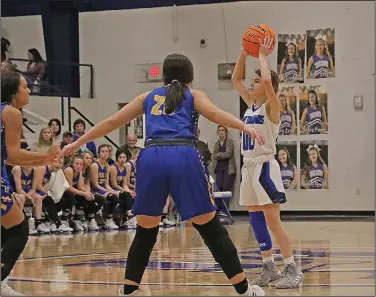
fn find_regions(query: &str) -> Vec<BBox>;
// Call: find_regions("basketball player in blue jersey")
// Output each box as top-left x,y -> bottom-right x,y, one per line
301,144 -> 328,189
232,37 -> 303,289
277,147 -> 297,190
1,71 -> 59,295
110,150 -> 136,229
306,35 -> 335,79
62,53 -> 266,296
300,90 -> 327,135
278,41 -> 302,83
126,151 -> 138,194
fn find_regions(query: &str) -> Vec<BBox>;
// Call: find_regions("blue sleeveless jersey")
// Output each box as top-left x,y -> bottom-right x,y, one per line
143,86 -> 199,143
306,106 -> 323,134
64,166 -> 80,186
311,54 -> 329,78
280,165 -> 294,189
21,168 -> 34,192
112,163 -> 127,186
128,161 -> 136,187
1,103 -> 9,180
308,163 -> 325,189
1,103 -> 15,215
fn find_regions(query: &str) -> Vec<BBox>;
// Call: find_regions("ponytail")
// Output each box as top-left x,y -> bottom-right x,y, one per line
165,80 -> 185,114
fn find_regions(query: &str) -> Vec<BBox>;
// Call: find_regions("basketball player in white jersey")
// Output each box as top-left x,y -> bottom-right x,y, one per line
232,36 -> 303,289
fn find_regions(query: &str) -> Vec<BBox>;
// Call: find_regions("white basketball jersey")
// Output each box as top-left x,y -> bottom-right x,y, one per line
241,103 -> 279,159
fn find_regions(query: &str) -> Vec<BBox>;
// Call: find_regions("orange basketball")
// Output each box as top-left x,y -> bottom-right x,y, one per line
242,24 -> 276,58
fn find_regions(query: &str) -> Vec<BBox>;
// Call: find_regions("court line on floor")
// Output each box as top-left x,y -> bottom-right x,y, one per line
8,277 -> 374,287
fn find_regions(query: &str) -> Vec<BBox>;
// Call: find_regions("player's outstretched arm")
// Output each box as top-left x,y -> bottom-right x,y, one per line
62,92 -> 148,156
193,89 -> 264,145
3,106 -> 59,166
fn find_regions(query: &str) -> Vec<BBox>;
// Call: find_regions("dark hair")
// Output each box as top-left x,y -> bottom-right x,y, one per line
1,71 -> 21,103
308,90 -> 320,108
255,69 -> 279,93
302,147 -> 326,176
277,147 -> 294,168
48,118 -> 62,136
115,149 -> 127,161
73,119 -> 86,131
28,48 -> 43,62
284,43 -> 300,64
162,53 -> 194,114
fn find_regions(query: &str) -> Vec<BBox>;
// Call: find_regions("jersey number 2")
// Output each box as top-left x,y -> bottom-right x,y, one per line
151,95 -> 174,115
242,133 -> 255,151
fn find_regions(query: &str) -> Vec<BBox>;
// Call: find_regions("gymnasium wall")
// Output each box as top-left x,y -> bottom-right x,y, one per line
1,15 -> 46,69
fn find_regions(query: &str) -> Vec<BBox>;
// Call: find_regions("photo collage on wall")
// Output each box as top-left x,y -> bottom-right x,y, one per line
275,28 -> 334,191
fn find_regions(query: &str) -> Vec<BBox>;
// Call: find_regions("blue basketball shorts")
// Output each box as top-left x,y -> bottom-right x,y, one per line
132,145 -> 216,221
1,177 -> 15,216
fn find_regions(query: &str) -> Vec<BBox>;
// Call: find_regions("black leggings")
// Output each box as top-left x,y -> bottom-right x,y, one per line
1,217 -> 29,281
42,191 -> 75,224
76,194 -> 105,216
119,191 -> 133,212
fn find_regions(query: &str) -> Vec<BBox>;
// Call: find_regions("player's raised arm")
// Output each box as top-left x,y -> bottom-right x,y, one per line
258,36 -> 281,124
232,49 -> 252,106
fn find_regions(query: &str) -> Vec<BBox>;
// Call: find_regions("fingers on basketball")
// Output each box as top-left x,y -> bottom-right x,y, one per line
242,24 -> 276,57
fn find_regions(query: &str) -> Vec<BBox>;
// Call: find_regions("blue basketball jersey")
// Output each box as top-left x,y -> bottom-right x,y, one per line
279,111 -> 293,135
143,86 -> 199,143
21,168 -> 34,192
311,54 -> 329,78
113,163 -> 127,186
128,161 -> 136,187
95,161 -> 107,187
307,163 -> 325,189
1,103 -> 15,215
306,106 -> 323,134
280,165 -> 294,189
1,103 -> 9,181
69,166 -> 80,186
42,166 -> 52,186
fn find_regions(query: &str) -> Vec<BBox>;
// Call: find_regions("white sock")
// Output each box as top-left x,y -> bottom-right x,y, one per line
262,255 -> 274,263
283,256 -> 295,265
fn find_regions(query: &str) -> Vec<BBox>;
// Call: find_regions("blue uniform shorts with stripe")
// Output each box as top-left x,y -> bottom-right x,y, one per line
132,145 -> 216,221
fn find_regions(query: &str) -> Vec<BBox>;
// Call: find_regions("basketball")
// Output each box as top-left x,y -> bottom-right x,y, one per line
242,24 -> 276,57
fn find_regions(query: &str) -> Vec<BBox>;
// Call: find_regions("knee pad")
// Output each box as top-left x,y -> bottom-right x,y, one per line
249,211 -> 272,251
119,191 -> 133,211
107,193 -> 119,206
193,215 -> 242,279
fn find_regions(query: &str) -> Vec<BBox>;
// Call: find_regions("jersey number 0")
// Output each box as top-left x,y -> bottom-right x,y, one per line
242,133 -> 255,151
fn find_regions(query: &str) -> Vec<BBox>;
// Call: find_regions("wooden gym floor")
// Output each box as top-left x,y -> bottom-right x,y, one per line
8,220 -> 375,296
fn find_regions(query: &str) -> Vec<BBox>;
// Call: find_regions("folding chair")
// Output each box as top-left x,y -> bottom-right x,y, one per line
209,176 -> 234,223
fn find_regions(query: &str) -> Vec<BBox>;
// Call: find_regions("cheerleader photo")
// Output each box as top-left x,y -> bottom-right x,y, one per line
277,33 -> 306,83
299,85 -> 328,135
300,141 -> 329,190
278,85 -> 298,136
276,142 -> 298,190
306,28 -> 335,79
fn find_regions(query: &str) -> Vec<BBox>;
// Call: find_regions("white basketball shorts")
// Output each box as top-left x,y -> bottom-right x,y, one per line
240,156 -> 287,207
